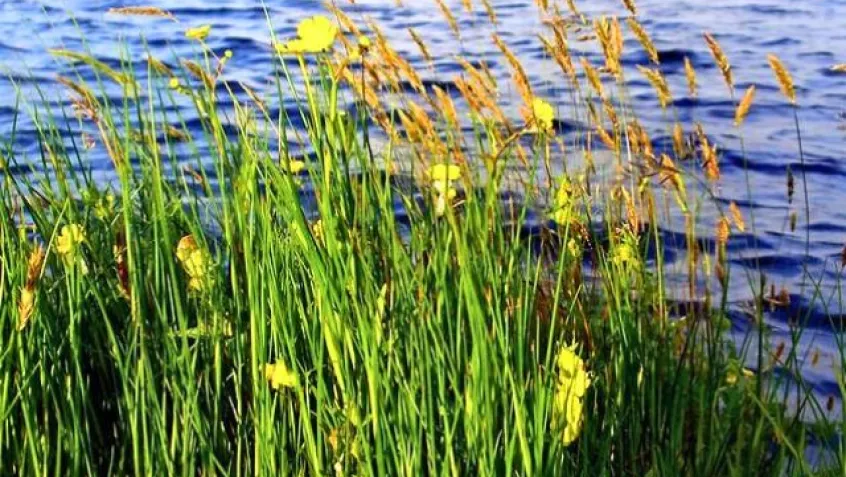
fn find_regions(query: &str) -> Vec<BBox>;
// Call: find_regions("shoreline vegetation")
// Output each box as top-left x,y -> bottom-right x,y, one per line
1,0 -> 845,474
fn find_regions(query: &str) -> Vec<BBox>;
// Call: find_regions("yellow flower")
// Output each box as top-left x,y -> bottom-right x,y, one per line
265,361 -> 299,390
559,392 -> 585,445
187,276 -> 205,292
550,177 -> 578,225
556,344 -> 591,397
56,224 -> 86,257
567,238 -> 581,258
175,235 -> 197,262
725,361 -> 755,385
311,219 -> 324,243
429,163 -> 461,183
531,97 -> 555,132
553,343 -> 591,446
168,78 -> 191,96
176,235 -> 210,291
186,24 -> 212,42
275,15 -> 338,55
428,163 -> 461,218
288,160 -> 306,174
358,35 -> 372,51
613,241 -> 636,267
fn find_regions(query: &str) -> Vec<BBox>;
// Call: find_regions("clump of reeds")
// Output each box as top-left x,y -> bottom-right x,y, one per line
0,1 -> 837,475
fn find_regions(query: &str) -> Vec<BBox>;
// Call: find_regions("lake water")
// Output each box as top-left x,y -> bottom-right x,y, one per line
2,0 -> 846,417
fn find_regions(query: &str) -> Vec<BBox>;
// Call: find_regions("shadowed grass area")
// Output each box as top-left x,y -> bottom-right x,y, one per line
1,1 -> 844,475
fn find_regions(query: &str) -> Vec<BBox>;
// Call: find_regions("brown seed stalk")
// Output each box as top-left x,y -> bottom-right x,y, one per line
627,18 -> 658,65
729,201 -> 746,233
734,85 -> 756,126
684,56 -> 698,97
716,216 -> 731,247
638,66 -> 672,108
493,34 -> 533,105
703,32 -> 733,91
767,54 -> 796,105
581,57 -> 605,97
435,0 -> 460,38
107,6 -> 176,21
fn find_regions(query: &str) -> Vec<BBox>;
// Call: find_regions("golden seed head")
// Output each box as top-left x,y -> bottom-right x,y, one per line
734,85 -> 757,126
767,54 -> 796,104
25,245 -> 46,286
479,0 -> 497,23
672,123 -> 685,158
18,287 -> 35,331
729,201 -> 746,233
637,66 -> 672,109
408,29 -> 433,66
581,57 -> 604,98
716,216 -> 731,247
627,18 -> 658,65
493,34 -> 533,105
435,0 -> 460,38
684,57 -> 698,97
703,32 -> 733,91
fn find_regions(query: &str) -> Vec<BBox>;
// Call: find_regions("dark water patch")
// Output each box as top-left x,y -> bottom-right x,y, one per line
808,221 -> 846,234
655,48 -> 694,66
167,6 -> 274,18
731,4 -> 811,17
729,253 -> 821,279
760,37 -> 802,48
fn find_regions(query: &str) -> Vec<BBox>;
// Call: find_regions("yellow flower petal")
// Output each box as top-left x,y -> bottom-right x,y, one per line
532,97 -> 555,131
358,35 -> 372,50
275,15 -> 338,55
554,382 -> 587,446
275,38 -> 310,55
265,361 -> 299,390
187,276 -> 205,292
567,238 -> 581,257
182,249 -> 208,278
553,342 -> 590,446
311,219 -> 324,243
288,160 -> 306,174
562,401 -> 584,445
186,24 -> 212,42
556,344 -> 585,379
429,164 -> 461,182
614,242 -> 635,265
725,371 -> 738,385
56,224 -> 86,257
296,15 -> 338,51
176,235 -> 199,263
176,235 -> 210,291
